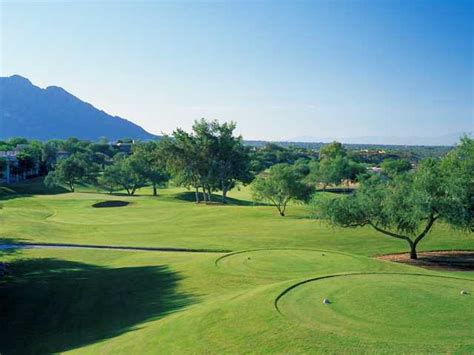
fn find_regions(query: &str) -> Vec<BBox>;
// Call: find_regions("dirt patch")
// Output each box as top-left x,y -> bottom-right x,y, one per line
92,201 -> 130,208
378,251 -> 474,272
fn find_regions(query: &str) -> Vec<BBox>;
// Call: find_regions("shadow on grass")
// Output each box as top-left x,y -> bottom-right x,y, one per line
0,258 -> 195,354
0,178 -> 68,201
173,191 -> 267,206
0,238 -> 22,256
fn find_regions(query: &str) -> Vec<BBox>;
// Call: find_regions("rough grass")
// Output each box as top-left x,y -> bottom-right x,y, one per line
0,181 -> 473,353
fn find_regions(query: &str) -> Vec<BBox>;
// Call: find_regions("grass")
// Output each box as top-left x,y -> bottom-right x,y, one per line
0,180 -> 473,353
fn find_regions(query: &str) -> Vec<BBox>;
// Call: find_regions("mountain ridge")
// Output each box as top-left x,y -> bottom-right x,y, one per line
0,75 -> 156,141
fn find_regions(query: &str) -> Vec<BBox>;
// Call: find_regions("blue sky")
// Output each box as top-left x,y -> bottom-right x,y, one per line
0,0 -> 472,140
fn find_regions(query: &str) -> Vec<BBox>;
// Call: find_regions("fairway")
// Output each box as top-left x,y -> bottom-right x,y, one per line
2,0 -> 473,352
1,186 -> 473,353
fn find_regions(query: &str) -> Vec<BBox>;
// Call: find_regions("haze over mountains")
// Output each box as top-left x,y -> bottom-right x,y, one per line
286,133 -> 468,146
0,75 -> 466,146
0,75 -> 156,141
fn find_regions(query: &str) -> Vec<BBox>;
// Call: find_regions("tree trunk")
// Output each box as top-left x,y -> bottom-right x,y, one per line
368,215 -> 438,261
195,187 -> 200,203
222,188 -> 228,204
202,186 -> 207,202
207,187 -> 212,202
279,211 -> 285,217
410,244 -> 418,260
152,183 -> 157,196
69,182 -> 75,192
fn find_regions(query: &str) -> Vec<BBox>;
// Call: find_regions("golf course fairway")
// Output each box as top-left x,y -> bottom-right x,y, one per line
0,185 -> 472,353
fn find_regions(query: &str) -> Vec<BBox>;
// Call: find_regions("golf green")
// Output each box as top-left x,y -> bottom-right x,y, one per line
216,249 -> 374,278
278,273 -> 474,344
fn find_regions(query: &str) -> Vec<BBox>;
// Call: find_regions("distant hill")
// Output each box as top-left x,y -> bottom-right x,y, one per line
286,132 -> 470,146
0,75 -> 156,141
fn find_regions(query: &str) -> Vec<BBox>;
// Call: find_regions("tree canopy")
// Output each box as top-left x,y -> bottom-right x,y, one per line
314,137 -> 473,259
162,119 -> 251,203
251,163 -> 313,216
45,153 -> 97,192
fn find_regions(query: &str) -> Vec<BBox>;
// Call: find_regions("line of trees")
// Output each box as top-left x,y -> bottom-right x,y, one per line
39,120 -> 253,202
1,130 -> 472,259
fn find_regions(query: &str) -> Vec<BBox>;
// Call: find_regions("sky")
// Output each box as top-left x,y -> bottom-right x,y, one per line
0,0 -> 472,141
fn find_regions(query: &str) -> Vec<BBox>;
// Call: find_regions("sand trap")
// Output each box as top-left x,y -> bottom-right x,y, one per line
92,200 -> 130,208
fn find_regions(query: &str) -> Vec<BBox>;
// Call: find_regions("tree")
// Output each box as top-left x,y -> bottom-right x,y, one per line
314,155 -> 350,189
161,131 -> 204,202
319,141 -> 347,160
0,158 -> 6,179
309,142 -> 365,189
16,152 -> 36,179
162,119 -> 252,203
439,135 -> 474,231
44,153 -> 97,192
210,120 -> 252,203
251,163 -> 313,216
132,142 -> 169,196
101,154 -> 148,195
314,138 -> 473,259
41,141 -> 60,172
380,158 -> 412,177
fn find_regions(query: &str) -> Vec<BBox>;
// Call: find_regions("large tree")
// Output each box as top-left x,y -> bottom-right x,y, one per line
44,153 -> 97,192
315,138 -> 473,259
100,154 -> 148,195
162,119 -> 252,203
210,120 -> 252,203
251,163 -> 313,216
310,142 -> 364,189
161,131 -> 204,202
132,142 -> 169,196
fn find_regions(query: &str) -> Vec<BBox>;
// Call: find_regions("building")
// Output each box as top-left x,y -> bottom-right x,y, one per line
110,140 -> 135,154
0,149 -> 40,184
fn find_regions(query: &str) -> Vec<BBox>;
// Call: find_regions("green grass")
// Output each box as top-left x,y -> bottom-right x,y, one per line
0,181 -> 473,353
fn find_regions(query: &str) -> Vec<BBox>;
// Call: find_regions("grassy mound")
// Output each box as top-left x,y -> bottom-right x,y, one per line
278,273 -> 474,343
216,249 -> 376,279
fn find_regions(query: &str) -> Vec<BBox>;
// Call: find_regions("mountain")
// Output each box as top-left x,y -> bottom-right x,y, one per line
0,75 -> 156,141
286,132 -> 470,146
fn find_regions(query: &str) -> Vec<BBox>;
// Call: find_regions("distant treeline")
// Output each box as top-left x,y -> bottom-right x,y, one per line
245,140 -> 453,161
0,120 -> 458,203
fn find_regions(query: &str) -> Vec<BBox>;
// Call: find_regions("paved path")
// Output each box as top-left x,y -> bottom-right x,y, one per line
0,242 -> 231,253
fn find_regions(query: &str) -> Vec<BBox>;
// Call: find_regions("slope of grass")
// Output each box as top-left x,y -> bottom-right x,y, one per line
0,182 -> 473,353
1,248 -> 472,354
